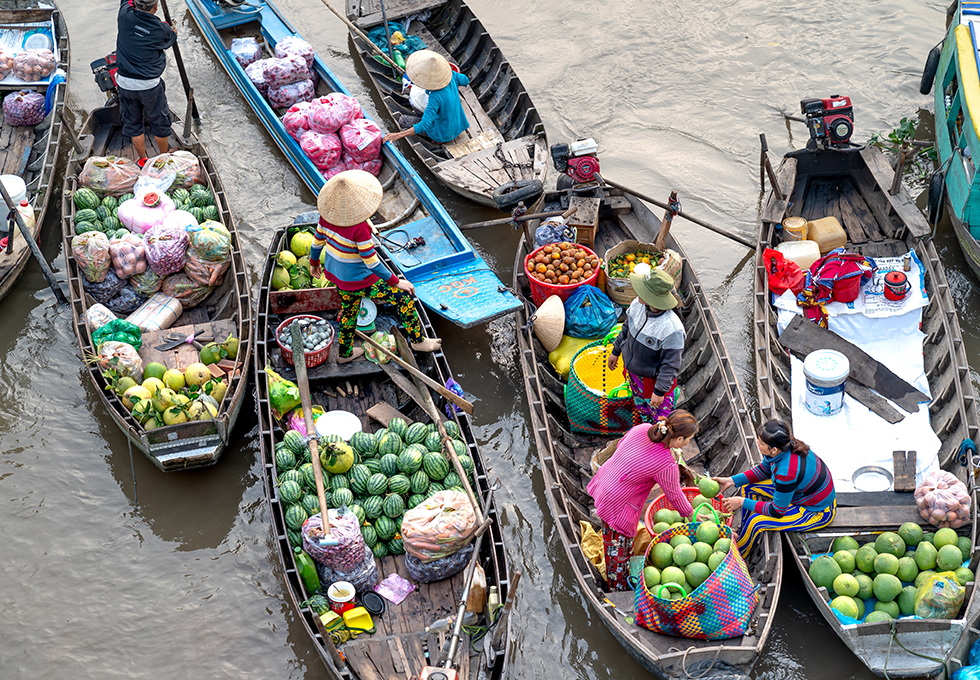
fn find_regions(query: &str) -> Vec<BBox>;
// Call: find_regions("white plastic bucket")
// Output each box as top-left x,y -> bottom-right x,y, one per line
803,350 -> 849,416
0,175 -> 27,206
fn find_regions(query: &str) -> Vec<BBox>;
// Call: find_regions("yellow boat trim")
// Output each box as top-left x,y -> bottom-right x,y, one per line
957,24 -> 980,143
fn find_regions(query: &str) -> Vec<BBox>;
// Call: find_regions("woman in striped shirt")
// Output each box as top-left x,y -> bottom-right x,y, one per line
716,420 -> 836,556
586,410 -> 699,591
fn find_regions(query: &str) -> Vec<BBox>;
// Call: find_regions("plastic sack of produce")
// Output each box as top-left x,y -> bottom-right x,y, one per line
275,35 -> 315,66
143,221 -> 189,276
245,59 -> 269,96
79,155 -> 140,196
321,163 -> 348,181
302,508 -> 367,570
316,545 -> 380,594
401,490 -> 477,563
12,49 -> 56,82
3,90 -> 46,126
92,318 -> 142,351
85,303 -> 117,332
564,285 -> 617,339
230,37 -> 262,68
363,330 -> 394,365
915,571 -> 965,619
339,118 -> 383,163
184,221 -> 232,287
268,79 -> 314,109
95,340 -> 143,379
0,49 -> 15,79
915,470 -> 972,528
126,293 -> 182,332
265,55 -> 307,88
405,541 -> 474,584
105,287 -> 149,315
284,405 -> 324,437
308,93 -> 362,134
73,231 -> 112,283
342,153 -> 382,177
140,151 -> 203,190
128,268 -> 165,296
282,101 -> 312,140
83,270 -> 126,305
160,272 -> 212,309
119,188 -> 176,235
299,130 -> 342,170
108,232 -> 148,279
266,366 -> 301,418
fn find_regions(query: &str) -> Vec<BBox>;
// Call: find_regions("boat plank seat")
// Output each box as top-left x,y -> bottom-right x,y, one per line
0,114 -> 34,177
858,147 -> 931,238
139,319 -> 237,371
350,0 -> 448,27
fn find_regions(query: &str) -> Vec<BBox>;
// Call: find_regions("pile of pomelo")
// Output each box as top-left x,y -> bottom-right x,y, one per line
808,522 -> 973,622
643,519 -> 732,598
117,360 -> 228,429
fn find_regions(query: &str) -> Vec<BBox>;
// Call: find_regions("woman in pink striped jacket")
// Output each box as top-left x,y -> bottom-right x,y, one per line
587,410 -> 699,591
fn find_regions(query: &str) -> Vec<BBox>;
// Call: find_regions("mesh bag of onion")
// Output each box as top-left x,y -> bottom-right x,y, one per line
3,90 -> 46,126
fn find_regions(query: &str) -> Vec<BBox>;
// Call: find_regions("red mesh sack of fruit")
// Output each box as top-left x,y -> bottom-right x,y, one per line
268,79 -> 314,109
282,101 -> 312,140
308,93 -> 362,134
339,119 -> 383,163
245,59 -> 269,96
299,130 -> 343,170
230,37 -> 261,68
275,36 -> 315,67
265,54 -> 307,88
144,222 -> 189,277
341,153 -> 381,176
109,232 -> 148,280
79,155 -> 140,196
3,90 -> 45,126
915,470 -> 971,529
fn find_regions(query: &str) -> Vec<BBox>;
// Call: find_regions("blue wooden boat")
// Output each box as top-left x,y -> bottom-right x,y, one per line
184,0 -> 521,328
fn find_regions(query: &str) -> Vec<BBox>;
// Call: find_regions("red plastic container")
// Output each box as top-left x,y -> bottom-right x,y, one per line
276,314 -> 334,368
643,487 -> 733,531
524,243 -> 601,306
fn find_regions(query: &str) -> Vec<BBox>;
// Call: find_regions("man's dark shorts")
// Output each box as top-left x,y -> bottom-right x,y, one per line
119,80 -> 172,139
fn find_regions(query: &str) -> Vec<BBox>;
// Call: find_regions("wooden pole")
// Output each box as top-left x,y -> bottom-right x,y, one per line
158,0 -> 200,120
317,0 -> 404,74
458,206 -> 577,232
377,0 -> 398,79
654,190 -> 678,252
183,89 -> 195,141
0,181 -> 66,304
759,133 -> 767,193
890,142 -> 909,196
760,134 -> 784,201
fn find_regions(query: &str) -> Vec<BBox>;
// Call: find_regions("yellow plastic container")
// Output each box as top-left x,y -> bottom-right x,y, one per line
782,216 -> 808,241
343,606 -> 376,634
320,611 -> 345,632
776,240 -> 821,271
806,216 -> 847,255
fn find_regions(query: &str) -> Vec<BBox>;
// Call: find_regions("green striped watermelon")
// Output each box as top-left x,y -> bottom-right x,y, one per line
387,417 -> 409,440
351,503 -> 366,524
301,494 -> 320,516
444,420 -> 463,440
287,528 -> 303,548
275,448 -> 296,472
361,524 -> 378,548
410,471 -> 430,495
387,538 -> 405,555
457,454 -> 475,476
74,208 -> 98,225
73,188 -> 100,210
379,454 -> 399,478
372,541 -> 389,558
363,496 -> 383,519
443,472 -> 462,489
203,205 -> 219,222
283,430 -> 307,456
382,493 -> 405,518
375,514 -> 397,540
424,431 -> 442,453
279,480 -> 303,504
388,474 -> 411,496
350,431 -> 378,457
74,222 -> 99,235
331,488 -> 354,508
101,216 -> 121,232
95,206 -> 112,222
366,473 -> 388,496
299,463 -> 316,491
398,448 -> 424,475
362,458 -> 382,474
378,433 -> 404,457
171,188 -> 190,204
404,422 -> 428,445
189,206 -> 206,223
429,481 -> 445,494
374,428 -> 390,441
423,452 -> 450,481
119,192 -> 134,205
100,195 -> 119,211
279,469 -> 303,486
285,504 -> 308,530
450,440 -> 467,457
408,494 -> 427,509
349,464 -> 371,496
331,475 -> 349,493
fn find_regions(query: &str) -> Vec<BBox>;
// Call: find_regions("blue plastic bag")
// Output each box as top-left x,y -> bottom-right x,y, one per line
564,284 -> 617,339
953,667 -> 980,680
970,637 -> 980,666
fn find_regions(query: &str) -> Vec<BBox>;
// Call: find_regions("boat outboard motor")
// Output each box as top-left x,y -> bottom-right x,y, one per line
551,138 -> 600,189
801,95 -> 854,149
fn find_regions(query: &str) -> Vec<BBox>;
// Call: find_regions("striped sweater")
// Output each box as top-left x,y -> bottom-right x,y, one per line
732,448 -> 835,518
586,423 -> 694,536
309,218 -> 397,291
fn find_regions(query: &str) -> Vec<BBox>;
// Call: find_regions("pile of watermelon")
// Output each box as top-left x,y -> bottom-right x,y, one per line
169,185 -> 219,225
274,416 -> 475,561
71,183 -> 219,237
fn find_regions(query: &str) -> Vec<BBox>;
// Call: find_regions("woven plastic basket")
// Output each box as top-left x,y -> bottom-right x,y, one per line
644,487 -> 732,530
276,314 -> 334,368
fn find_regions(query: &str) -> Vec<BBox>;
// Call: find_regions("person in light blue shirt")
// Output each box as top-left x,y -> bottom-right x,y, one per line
383,50 -> 470,145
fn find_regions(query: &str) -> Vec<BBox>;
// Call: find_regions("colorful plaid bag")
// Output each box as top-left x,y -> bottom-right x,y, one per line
564,339 -> 640,435
634,522 -> 757,640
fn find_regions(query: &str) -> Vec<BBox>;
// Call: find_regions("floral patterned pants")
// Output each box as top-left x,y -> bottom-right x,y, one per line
337,281 -> 424,357
601,523 -> 634,592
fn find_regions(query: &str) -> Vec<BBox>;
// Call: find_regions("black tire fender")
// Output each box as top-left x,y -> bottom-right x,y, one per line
920,44 -> 942,95
492,179 -> 543,211
928,169 -> 945,225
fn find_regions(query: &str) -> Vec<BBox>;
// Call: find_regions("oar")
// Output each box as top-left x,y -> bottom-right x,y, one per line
594,173 -> 756,250
290,324 -> 339,547
355,329 -> 473,414
317,0 -> 404,74
158,0 -> 200,121
377,0 -> 398,79
458,206 -> 577,232
0,180 -> 66,304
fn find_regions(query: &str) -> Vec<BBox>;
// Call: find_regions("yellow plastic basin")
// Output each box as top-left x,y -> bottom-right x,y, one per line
343,606 -> 375,633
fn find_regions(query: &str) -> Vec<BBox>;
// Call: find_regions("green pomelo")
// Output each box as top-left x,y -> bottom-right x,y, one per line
809,555 -> 843,591
923,532 -> 936,544
955,567 -> 975,586
830,596 -> 859,619
897,585 -> 918,616
937,544 -> 964,571
691,495 -> 711,513
855,545 -> 878,573
915,541 -> 938,571
698,477 -> 721,499
874,553 -> 899,576
708,552 -> 726,572
653,522 -> 671,534
904,550 -> 916,559
854,573 -> 874,600
670,591 -> 685,601
652,543 -> 674,570
695,521 -> 721,546
693,542 -> 713,564
834,550 -> 856,574
915,570 -> 937,587
643,566 -> 661,589
653,509 -> 675,525
875,532 -> 906,558
833,573 -> 860,598
874,600 -> 901,618
898,522 -> 924,548
832,536 -> 860,552
873,573 -> 903,602
864,610 -> 893,623
958,536 -> 972,563
685,562 -> 711,590
670,535 -> 693,549
713,538 -> 732,554
934,527 -> 958,549
673,544 -> 697,567
896,557 -> 919,583
661,566 -> 686,587
855,598 -> 866,621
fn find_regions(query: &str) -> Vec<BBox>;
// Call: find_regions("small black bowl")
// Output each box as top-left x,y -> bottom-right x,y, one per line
361,591 -> 386,616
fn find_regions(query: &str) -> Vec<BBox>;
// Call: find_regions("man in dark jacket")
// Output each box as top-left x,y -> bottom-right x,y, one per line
116,0 -> 176,163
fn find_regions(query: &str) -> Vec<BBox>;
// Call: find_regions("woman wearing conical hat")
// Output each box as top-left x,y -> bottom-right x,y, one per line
382,50 -> 470,145
310,170 -> 442,363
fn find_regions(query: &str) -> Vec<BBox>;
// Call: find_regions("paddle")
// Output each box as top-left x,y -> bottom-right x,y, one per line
0,180 -> 66,304
158,0 -> 200,121
317,0 -> 404,74
458,206 -> 577,232
595,173 -> 756,250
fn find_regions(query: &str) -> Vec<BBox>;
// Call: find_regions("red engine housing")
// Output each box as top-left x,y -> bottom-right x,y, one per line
566,155 -> 600,184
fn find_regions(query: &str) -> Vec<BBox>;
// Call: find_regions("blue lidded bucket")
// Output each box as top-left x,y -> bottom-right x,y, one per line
803,350 -> 849,416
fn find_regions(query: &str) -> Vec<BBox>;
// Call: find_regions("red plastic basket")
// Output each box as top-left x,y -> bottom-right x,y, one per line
524,243 -> 601,306
644,487 -> 733,531
276,314 -> 334,368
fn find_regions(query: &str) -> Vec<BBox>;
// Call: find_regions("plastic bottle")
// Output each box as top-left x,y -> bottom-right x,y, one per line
294,546 -> 321,596
465,564 -> 486,614
486,585 -> 500,621
425,610 -> 477,633
16,199 -> 34,232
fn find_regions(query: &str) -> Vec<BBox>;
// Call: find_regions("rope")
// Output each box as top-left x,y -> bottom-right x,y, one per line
883,625 -> 949,680
670,644 -> 726,679
493,141 -> 532,172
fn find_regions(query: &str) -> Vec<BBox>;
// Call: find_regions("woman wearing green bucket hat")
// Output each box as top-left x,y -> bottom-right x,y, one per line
605,264 -> 685,421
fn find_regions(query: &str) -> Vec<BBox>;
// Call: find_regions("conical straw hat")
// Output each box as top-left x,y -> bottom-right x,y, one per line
532,294 -> 565,352
406,50 -> 452,90
316,170 -> 384,227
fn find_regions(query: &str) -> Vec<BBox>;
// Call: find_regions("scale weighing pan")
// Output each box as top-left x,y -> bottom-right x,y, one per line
314,410 -> 363,440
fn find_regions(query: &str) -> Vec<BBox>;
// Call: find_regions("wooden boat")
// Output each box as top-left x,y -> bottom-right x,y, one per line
512,185 -> 783,678
254,213 -> 511,680
754,140 -> 980,677
345,0 -> 548,208
60,92 -> 252,471
184,0 -> 521,327
0,0 -> 68,302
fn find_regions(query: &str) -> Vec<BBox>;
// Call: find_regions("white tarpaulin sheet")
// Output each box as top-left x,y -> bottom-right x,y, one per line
773,250 -> 940,492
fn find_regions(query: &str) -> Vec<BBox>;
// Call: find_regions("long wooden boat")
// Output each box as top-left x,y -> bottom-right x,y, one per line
345,0 -> 548,208
0,0 -> 68,302
754,141 -> 980,677
184,0 -> 521,328
513,185 -> 782,678
255,213 -> 511,680
61,96 -> 252,471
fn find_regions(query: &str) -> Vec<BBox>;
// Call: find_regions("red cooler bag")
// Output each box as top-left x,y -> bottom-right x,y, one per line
808,248 -> 877,303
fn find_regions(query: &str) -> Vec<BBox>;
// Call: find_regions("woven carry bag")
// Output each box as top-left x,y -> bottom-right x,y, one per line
634,523 -> 758,640
564,339 -> 640,435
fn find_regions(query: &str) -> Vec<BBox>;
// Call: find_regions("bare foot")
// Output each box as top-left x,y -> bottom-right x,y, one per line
411,338 -> 442,352
337,347 -> 365,364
